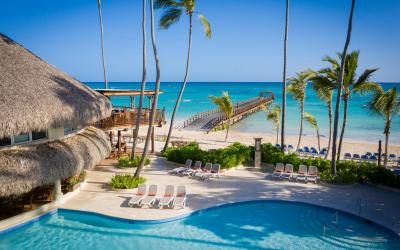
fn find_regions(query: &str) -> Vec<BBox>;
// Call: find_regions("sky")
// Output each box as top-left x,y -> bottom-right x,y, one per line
1,0 -> 399,82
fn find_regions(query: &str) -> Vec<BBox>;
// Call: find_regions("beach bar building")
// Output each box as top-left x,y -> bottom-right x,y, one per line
0,33 -> 112,210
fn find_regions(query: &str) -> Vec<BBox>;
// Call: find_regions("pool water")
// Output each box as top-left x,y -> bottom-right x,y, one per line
1,201 -> 399,249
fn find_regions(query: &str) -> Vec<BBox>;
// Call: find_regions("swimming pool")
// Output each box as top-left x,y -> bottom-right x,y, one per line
1,201 -> 399,249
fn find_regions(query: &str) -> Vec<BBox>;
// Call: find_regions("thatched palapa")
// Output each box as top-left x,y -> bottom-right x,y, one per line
0,127 -> 110,197
0,33 -> 112,139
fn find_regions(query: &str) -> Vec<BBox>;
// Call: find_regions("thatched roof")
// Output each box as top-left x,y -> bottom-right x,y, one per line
0,127 -> 110,197
0,33 -> 112,139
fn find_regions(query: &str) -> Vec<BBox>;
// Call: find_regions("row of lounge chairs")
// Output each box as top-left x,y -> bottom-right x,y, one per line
128,184 -> 186,209
272,163 -> 318,183
168,159 -> 220,180
276,144 -> 327,158
343,152 -> 398,162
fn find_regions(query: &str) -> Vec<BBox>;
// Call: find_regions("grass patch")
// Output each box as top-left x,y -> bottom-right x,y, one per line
109,174 -> 146,189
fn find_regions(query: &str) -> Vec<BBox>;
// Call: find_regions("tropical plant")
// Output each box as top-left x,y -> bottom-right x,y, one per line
131,0 -> 148,159
281,0 -> 289,152
109,174 -> 146,189
311,73 -> 334,159
97,0 -> 108,89
118,156 -> 150,168
367,87 -> 400,167
209,92 -> 234,142
135,0 -> 161,177
287,70 -> 315,150
303,112 -> 321,152
264,104 -> 280,144
155,0 -> 212,152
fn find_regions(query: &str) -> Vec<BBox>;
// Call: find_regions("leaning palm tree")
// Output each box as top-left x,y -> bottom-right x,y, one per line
287,70 -> 314,150
97,0 -> 108,89
135,0 -> 161,177
155,0 -> 212,152
209,92 -> 234,142
304,112 -> 321,152
331,0 -> 355,174
367,87 -> 400,167
311,73 -> 334,159
131,0 -> 147,159
264,104 -> 281,144
325,51 -> 379,161
281,0 -> 289,152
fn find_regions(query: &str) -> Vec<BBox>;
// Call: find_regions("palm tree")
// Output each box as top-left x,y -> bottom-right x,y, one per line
264,104 -> 281,144
303,112 -> 321,152
135,0 -> 161,177
331,0 -> 355,174
155,0 -> 212,152
97,0 -> 108,89
311,73 -> 334,159
287,70 -> 314,150
367,87 -> 400,167
209,92 -> 234,142
324,51 -> 379,162
131,0 -> 147,159
281,0 -> 289,152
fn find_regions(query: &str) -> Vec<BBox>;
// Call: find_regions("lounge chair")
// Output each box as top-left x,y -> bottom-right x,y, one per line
366,152 -> 372,157
303,147 -> 311,155
310,147 -> 318,157
128,184 -> 146,207
296,165 -> 308,182
158,185 -> 174,208
288,144 -> 294,150
193,162 -> 212,179
272,163 -> 284,179
389,154 -> 397,162
373,152 -> 380,158
344,153 -> 352,160
140,184 -> 157,207
280,164 -> 294,180
296,148 -> 304,157
369,155 -> 377,162
168,159 -> 192,175
306,166 -> 318,183
173,186 -> 186,209
180,161 -> 202,176
361,155 -> 369,161
352,154 -> 360,161
201,164 -> 221,180
318,151 -> 326,158
275,144 -> 281,148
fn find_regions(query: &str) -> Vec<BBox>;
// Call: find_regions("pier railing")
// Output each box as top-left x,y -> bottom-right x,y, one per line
181,108 -> 221,128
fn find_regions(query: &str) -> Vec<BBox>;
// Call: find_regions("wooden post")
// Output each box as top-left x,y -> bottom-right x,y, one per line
109,131 -> 113,145
378,140 -> 382,167
151,127 -> 155,153
117,130 -> 121,157
130,96 -> 135,111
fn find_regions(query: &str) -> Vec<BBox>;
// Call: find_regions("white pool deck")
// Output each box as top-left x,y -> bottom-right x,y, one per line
58,156 -> 400,235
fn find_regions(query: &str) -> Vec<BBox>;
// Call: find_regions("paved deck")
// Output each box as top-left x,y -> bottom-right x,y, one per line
60,157 -> 400,235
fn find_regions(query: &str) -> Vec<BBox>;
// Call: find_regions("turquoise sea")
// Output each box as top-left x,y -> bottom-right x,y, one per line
86,82 -> 400,144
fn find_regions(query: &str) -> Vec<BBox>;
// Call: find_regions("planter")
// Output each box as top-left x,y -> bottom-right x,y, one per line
111,187 -> 136,193
68,183 -> 80,192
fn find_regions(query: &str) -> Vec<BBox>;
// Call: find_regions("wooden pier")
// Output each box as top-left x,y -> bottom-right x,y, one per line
180,92 -> 274,132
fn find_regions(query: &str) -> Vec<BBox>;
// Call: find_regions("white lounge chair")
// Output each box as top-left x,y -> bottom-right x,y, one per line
272,163 -> 284,179
193,162 -> 212,179
306,166 -> 318,183
296,165 -> 307,182
201,164 -> 221,180
128,184 -> 146,207
140,184 -> 158,207
158,185 -> 174,208
173,185 -> 186,209
168,159 -> 192,175
280,164 -> 294,180
180,161 -> 202,176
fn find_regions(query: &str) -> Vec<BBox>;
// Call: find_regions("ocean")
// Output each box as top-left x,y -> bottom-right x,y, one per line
85,82 -> 400,144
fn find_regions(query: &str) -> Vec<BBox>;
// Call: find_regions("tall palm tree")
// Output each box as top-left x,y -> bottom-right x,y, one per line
264,104 -> 281,144
209,92 -> 234,142
331,0 -> 355,174
311,74 -> 334,159
135,0 -> 161,177
97,0 -> 108,89
131,0 -> 147,159
367,87 -> 400,167
287,70 -> 314,150
304,112 -> 321,152
281,0 -> 289,152
324,51 -> 379,161
155,0 -> 212,152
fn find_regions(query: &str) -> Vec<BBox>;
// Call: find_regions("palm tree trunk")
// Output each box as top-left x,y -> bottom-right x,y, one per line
281,0 -> 289,151
276,126 -> 279,145
383,117 -> 390,168
296,100 -> 304,150
225,123 -> 230,142
331,0 -> 355,175
163,13 -> 193,152
316,126 -> 321,152
135,0 -> 161,177
325,101 -> 332,159
337,96 -> 348,161
97,0 -> 108,89
131,0 -> 147,159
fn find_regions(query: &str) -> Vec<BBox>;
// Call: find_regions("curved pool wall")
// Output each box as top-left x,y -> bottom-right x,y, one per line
1,200 -> 399,249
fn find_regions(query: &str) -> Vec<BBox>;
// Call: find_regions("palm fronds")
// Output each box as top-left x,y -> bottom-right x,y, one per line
159,8 -> 182,29
198,14 -> 212,38
209,91 -> 234,118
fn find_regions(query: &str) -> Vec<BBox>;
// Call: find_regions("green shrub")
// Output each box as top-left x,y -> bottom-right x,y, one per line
109,174 -> 146,189
79,170 -> 86,178
118,156 -> 150,168
68,176 -> 80,186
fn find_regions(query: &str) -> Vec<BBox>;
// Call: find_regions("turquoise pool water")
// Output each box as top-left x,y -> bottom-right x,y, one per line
1,201 -> 399,249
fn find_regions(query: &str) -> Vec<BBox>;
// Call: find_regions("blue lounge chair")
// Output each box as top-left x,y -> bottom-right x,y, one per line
389,154 -> 397,162
373,152 -> 380,158
319,151 -> 326,157
275,144 -> 281,148
361,155 -> 369,161
303,147 -> 311,155
352,154 -> 360,160
366,152 -> 372,157
344,153 -> 352,160
288,144 -> 294,150
369,155 -> 377,162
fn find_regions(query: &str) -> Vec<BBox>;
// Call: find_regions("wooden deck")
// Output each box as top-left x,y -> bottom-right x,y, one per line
181,92 -> 274,132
